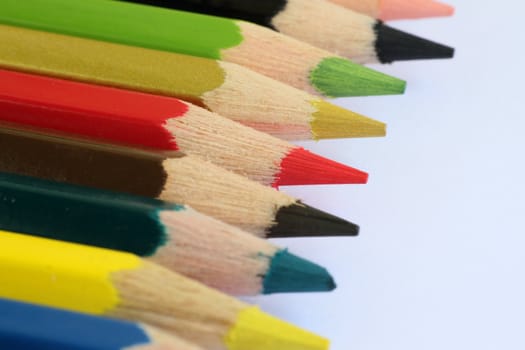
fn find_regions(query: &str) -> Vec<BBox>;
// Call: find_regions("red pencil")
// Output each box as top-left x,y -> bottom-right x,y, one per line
0,69 -> 367,186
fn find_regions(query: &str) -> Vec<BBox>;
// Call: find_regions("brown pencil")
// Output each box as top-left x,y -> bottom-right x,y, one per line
0,69 -> 368,187
0,126 -> 360,237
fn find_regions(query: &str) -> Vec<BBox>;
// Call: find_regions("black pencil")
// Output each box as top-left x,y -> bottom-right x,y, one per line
0,126 -> 359,238
0,171 -> 337,295
124,0 -> 454,63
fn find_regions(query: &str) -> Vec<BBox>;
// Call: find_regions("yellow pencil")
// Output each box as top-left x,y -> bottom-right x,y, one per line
0,230 -> 329,350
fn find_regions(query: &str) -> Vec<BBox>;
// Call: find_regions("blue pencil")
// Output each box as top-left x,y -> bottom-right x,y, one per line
0,297 -> 201,350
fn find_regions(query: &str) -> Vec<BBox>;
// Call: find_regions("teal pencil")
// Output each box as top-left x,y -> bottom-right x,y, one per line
0,171 -> 336,295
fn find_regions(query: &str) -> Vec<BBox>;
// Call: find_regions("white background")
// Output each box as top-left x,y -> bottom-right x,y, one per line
247,2 -> 525,349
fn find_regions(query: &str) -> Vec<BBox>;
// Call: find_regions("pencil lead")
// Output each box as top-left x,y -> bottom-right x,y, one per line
374,22 -> 454,63
310,57 -> 406,97
379,0 -> 455,21
262,249 -> 336,294
275,147 -> 368,186
225,306 -> 329,350
310,99 -> 386,140
268,202 -> 360,237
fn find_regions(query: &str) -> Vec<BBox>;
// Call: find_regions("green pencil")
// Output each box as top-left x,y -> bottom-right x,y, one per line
0,0 -> 406,97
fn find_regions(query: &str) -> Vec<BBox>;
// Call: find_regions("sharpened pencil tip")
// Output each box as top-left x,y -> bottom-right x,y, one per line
310,57 -> 406,97
275,147 -> 368,186
226,306 -> 330,350
375,22 -> 454,63
380,0 -> 455,21
263,249 -> 336,294
268,202 -> 360,238
310,99 -> 387,139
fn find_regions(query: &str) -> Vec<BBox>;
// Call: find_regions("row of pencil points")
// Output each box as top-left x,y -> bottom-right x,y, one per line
0,0 -> 454,349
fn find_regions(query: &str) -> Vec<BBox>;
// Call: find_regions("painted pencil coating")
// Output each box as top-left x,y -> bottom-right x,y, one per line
0,231 -> 141,314
0,127 -> 360,237
151,0 -> 446,26
0,298 -> 198,350
124,0 -> 287,28
0,0 -> 406,97
0,0 -> 243,59
0,69 -> 187,151
134,0 -> 453,64
0,172 -> 337,295
0,128 -> 169,198
0,64 -> 371,187
0,28 -> 388,142
0,231 -> 331,350
0,172 -> 174,257
0,24 -> 225,108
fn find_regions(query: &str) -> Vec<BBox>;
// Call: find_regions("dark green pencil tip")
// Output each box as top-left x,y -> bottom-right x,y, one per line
268,202 -> 359,238
375,22 -> 455,63
262,249 -> 336,294
310,57 -> 406,97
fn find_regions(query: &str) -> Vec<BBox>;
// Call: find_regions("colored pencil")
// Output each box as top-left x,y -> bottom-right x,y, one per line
0,127 -> 360,237
0,69 -> 386,142
329,0 -> 455,21
0,28 -> 384,142
0,0 -> 406,97
0,230 -> 330,350
0,171 -> 336,295
0,298 -> 202,350
126,0 -> 454,64
0,70 -> 368,186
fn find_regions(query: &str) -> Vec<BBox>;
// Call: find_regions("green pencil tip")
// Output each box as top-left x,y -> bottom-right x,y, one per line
310,57 -> 406,97
262,249 -> 336,294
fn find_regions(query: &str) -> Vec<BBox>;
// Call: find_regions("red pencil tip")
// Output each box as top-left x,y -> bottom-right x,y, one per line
274,147 -> 368,186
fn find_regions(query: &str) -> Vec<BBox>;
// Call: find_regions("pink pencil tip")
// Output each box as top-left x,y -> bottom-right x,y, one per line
274,147 -> 368,186
380,0 -> 455,21
435,1 -> 455,16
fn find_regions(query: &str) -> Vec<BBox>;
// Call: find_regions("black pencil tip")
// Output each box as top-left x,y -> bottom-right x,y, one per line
267,202 -> 359,238
374,21 -> 455,63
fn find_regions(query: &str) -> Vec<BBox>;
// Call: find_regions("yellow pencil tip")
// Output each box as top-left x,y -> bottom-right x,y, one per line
310,99 -> 386,140
225,306 -> 330,350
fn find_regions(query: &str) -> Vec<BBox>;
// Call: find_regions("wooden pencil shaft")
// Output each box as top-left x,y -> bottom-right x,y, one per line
0,67 -> 300,187
0,66 -> 385,142
125,0 -> 377,64
0,0 -> 322,94
124,0 -> 454,64
0,298 -> 201,350
0,0 -> 407,97
0,70 -> 367,186
0,171 -> 296,295
0,126 -> 306,236
0,230 -> 241,348
0,230 -> 330,350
